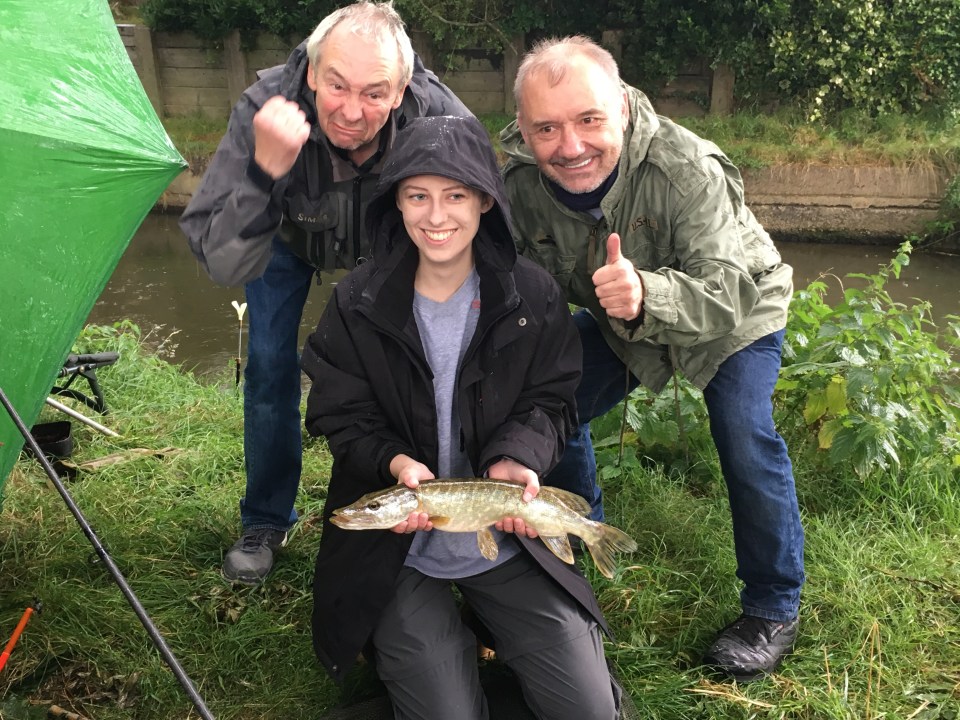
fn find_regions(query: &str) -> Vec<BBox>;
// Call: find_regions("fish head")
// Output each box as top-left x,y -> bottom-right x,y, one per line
330,485 -> 420,529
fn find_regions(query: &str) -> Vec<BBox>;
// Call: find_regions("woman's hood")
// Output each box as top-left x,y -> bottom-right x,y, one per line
365,115 -> 515,262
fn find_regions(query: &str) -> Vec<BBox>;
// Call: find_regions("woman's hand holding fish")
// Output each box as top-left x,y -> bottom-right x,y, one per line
391,511 -> 432,534
488,458 -> 540,539
389,454 -> 435,534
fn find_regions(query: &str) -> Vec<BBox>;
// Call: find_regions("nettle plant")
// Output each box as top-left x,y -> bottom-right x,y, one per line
594,242 -> 960,482
778,242 -> 960,478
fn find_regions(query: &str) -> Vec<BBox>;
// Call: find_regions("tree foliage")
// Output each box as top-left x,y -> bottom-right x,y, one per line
141,0 -> 960,118
757,0 -> 960,120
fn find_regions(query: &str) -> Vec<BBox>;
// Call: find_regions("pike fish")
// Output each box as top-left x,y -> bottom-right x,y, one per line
330,478 -> 638,579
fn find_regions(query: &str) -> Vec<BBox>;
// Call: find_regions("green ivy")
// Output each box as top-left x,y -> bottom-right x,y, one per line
762,0 -> 960,120
139,0 -> 960,119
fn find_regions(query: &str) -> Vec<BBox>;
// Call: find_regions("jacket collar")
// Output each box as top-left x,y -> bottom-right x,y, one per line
355,227 -> 520,340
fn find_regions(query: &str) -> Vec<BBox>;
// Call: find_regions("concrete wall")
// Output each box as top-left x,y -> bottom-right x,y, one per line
127,25 -> 953,247
118,25 -> 527,117
159,161 -> 954,248
745,165 -> 950,243
116,24 -> 725,119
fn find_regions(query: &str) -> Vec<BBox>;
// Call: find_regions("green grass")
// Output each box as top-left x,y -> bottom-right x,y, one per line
160,109 -> 960,176
675,108 -> 960,171
162,114 -> 229,174
1,321 -> 958,719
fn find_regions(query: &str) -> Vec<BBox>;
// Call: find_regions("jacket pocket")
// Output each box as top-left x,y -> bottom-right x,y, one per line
524,239 -> 576,290
282,192 -> 344,269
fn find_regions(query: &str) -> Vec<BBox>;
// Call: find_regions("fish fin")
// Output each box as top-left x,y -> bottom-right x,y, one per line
539,486 -> 592,517
584,522 -> 638,579
476,527 -> 500,561
431,516 -> 451,528
540,535 -> 575,564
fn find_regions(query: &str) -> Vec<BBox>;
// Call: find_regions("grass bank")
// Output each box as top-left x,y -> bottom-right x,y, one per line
1,256 -> 958,718
163,110 -> 960,178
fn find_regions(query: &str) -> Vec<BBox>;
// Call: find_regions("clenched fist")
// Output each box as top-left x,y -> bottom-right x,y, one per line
252,96 -> 311,180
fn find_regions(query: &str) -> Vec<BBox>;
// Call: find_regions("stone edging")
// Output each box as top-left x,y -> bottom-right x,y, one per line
157,164 -> 956,247
744,164 -> 949,243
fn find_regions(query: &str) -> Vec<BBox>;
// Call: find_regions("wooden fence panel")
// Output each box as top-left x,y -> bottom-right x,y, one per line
118,25 -> 526,118
164,85 -> 231,110
441,71 -> 502,93
451,91 -> 505,115
155,31 -> 211,49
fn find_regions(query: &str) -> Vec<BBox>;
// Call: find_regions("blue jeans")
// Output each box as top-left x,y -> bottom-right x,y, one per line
549,310 -> 804,620
546,311 -> 639,522
240,241 -> 315,531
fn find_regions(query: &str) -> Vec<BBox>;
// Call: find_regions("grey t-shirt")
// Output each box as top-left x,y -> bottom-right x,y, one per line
404,268 -> 520,578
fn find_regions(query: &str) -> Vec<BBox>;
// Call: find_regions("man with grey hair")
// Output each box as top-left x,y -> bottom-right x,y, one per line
501,35 -> 804,682
181,1 -> 470,584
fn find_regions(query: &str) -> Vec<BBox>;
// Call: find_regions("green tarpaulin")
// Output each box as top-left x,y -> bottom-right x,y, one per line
0,1 -> 186,491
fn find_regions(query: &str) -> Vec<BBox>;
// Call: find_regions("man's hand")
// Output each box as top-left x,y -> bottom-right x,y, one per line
389,454 -> 434,534
252,96 -> 311,180
489,458 -> 540,538
592,233 -> 644,321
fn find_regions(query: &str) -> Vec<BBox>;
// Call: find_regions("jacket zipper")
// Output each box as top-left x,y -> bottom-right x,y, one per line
352,176 -> 363,263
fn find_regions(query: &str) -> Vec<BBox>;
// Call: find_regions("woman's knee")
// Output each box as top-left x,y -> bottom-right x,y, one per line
510,629 -> 618,720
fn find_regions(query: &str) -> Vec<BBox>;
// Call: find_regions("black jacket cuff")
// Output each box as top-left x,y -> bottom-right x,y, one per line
246,157 -> 276,192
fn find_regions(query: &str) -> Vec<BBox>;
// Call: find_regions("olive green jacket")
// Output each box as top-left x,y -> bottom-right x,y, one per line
500,86 -> 793,392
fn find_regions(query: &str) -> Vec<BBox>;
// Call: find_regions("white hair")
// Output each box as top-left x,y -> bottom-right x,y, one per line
514,35 -> 621,112
306,1 -> 414,86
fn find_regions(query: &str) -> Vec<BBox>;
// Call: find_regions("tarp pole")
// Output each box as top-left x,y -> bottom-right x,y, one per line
45,396 -> 120,437
0,385 -> 215,720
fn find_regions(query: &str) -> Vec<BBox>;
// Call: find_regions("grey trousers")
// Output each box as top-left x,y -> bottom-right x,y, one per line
371,552 -> 620,720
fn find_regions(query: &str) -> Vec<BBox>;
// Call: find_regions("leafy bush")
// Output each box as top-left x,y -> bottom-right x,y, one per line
758,0 -> 960,120
140,0 -> 355,45
612,0 -> 788,100
779,241 -> 960,477
139,0 -> 960,119
596,242 -> 960,484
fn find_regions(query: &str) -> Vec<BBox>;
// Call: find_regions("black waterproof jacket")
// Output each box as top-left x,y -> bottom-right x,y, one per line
179,41 -> 469,286
300,115 -> 602,682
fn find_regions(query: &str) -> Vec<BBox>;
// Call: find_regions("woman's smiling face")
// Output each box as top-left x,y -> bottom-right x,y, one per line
396,174 -> 493,273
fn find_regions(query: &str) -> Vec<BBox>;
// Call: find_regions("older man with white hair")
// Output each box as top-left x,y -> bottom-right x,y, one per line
181,1 -> 470,585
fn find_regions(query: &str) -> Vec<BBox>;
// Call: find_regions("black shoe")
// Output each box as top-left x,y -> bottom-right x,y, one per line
222,528 -> 288,585
702,614 -> 798,682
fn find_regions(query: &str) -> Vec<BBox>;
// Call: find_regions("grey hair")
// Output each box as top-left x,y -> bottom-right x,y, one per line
514,35 -> 621,112
306,1 -> 415,87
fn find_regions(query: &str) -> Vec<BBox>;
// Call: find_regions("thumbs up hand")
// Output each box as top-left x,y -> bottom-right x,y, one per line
591,233 -> 644,320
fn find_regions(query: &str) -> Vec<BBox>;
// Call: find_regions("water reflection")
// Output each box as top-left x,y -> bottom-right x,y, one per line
85,212 -> 340,379
85,212 -> 960,378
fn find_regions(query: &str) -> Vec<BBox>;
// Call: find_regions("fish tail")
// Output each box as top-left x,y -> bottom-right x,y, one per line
584,522 -> 638,580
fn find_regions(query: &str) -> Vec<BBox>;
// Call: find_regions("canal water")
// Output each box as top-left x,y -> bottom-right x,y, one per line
85,211 -> 960,379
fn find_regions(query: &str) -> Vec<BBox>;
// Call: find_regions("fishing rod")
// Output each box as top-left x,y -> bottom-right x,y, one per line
0,385 -> 215,720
